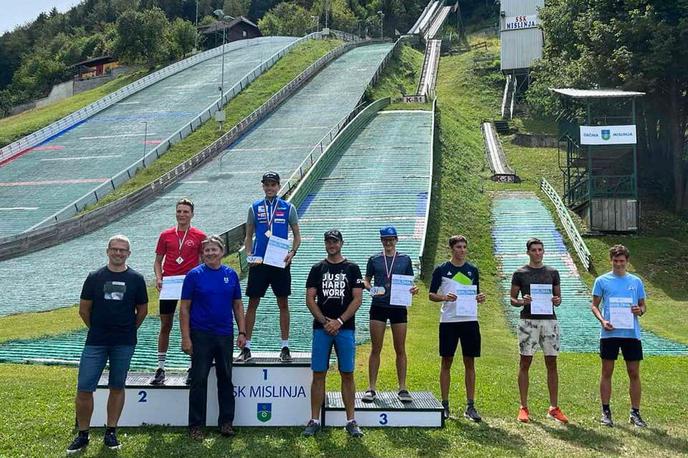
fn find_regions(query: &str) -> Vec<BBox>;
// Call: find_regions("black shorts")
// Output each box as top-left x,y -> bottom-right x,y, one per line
246,263 -> 292,298
600,338 -> 643,361
439,321 -> 481,358
369,305 -> 408,324
159,299 -> 178,315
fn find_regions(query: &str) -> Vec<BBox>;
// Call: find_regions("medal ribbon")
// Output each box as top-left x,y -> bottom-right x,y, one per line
264,198 -> 278,235
177,225 -> 189,256
383,251 -> 397,284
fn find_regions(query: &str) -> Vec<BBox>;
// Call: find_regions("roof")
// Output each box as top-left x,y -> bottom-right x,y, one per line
199,16 -> 259,35
550,88 -> 645,98
70,56 -> 116,68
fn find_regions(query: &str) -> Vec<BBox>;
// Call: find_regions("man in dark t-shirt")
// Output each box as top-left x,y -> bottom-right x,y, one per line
302,229 -> 364,438
428,235 -> 485,422
67,235 -> 148,454
510,237 -> 568,424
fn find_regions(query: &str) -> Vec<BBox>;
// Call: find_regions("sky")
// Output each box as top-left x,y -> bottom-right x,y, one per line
1,0 -> 83,34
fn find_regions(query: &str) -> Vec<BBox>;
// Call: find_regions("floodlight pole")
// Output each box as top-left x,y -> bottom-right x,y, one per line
195,0 -> 199,50
377,10 -> 385,40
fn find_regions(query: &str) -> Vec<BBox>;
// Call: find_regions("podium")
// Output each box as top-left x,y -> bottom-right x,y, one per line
91,354 -> 312,427
323,391 -> 444,427
91,354 -> 444,428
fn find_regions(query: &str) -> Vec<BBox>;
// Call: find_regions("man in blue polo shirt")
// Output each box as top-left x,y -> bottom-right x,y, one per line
362,226 -> 418,403
591,244 -> 647,428
238,171 -> 301,363
180,235 -> 247,440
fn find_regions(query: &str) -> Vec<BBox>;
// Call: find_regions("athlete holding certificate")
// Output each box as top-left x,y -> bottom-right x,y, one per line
237,172 -> 301,363
362,226 -> 418,404
591,244 -> 647,428
429,235 -> 485,422
151,198 -> 206,385
510,237 -> 568,424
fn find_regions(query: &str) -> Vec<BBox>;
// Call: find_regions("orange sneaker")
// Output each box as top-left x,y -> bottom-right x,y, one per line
547,406 -> 569,424
518,406 -> 530,423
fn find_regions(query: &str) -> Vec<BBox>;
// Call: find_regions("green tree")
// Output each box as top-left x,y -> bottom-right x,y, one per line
168,17 -> 197,58
529,0 -> 688,213
224,0 -> 251,18
258,2 -> 312,36
114,7 -> 171,67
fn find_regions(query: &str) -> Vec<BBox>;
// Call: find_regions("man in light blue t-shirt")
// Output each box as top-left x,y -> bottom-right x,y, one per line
591,244 -> 647,428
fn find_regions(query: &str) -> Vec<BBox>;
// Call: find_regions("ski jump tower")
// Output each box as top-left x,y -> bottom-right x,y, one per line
499,0 -> 544,119
552,88 -> 644,233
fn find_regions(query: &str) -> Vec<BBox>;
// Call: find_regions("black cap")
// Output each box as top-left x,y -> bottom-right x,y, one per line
261,171 -> 280,183
324,229 -> 343,242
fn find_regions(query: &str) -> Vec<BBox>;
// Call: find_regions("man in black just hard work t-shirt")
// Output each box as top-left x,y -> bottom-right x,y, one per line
66,235 -> 148,454
302,229 -> 364,438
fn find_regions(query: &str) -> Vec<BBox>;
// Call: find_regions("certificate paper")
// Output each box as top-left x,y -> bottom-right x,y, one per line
530,284 -> 553,315
160,275 -> 185,300
390,274 -> 414,307
455,284 -> 478,318
263,236 -> 290,268
609,297 -> 634,329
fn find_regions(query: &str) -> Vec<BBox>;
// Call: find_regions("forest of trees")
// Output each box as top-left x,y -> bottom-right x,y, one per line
0,0 -> 450,113
528,0 -> 688,213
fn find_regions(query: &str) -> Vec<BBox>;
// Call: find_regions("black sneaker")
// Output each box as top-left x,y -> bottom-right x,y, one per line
464,404 -> 482,422
66,434 -> 89,454
600,409 -> 614,427
150,368 -> 165,385
629,410 -> 647,428
345,420 -> 364,437
185,367 -> 192,386
362,390 -> 377,403
442,401 -> 450,420
235,347 -> 252,363
279,346 -> 292,363
302,419 -> 321,437
397,390 -> 413,403
104,430 -> 121,450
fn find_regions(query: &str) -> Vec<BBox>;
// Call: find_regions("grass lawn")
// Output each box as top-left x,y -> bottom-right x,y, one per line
0,69 -> 149,148
0,35 -> 687,457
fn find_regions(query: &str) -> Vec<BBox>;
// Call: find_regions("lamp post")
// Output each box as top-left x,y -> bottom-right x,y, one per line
213,9 -> 232,99
194,0 -> 199,51
377,10 -> 385,40
142,121 -> 148,167
324,0 -> 329,30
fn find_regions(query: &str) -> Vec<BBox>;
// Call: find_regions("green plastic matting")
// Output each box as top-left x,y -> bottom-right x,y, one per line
491,191 -> 688,355
0,37 -> 296,236
0,43 -> 394,317
0,108 -> 433,369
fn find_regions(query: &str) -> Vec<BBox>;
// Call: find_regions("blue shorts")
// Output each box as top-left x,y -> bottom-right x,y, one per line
311,328 -> 355,373
77,345 -> 135,392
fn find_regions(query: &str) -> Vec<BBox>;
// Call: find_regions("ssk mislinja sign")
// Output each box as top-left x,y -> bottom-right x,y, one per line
502,15 -> 539,31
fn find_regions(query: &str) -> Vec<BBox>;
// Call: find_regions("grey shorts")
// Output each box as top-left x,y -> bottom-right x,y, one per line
518,319 -> 560,356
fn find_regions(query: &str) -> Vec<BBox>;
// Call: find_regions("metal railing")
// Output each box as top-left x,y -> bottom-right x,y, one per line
26,33 -> 323,231
541,177 -> 592,271
0,36 -> 318,163
0,37 -> 360,261
418,96 -> 437,271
